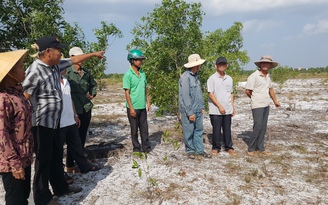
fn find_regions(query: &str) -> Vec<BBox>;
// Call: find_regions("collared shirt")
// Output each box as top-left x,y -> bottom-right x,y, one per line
178,70 -> 205,116
0,85 -> 33,172
65,66 -> 97,114
23,58 -> 73,129
122,67 -> 147,109
245,70 -> 272,109
60,77 -> 76,128
207,72 -> 233,115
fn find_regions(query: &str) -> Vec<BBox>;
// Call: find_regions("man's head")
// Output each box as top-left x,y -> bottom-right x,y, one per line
184,54 -> 205,73
127,49 -> 146,68
254,55 -> 278,70
215,56 -> 228,72
35,36 -> 68,66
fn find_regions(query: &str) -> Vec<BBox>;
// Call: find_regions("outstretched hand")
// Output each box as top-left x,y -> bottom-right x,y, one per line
95,51 -> 106,59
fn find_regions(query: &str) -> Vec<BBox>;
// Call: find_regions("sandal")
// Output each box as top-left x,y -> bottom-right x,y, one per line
200,152 -> 212,158
65,166 -> 80,173
188,154 -> 195,159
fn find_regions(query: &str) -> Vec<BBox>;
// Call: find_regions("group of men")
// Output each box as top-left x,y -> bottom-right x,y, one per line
123,50 -> 280,160
0,35 -> 280,205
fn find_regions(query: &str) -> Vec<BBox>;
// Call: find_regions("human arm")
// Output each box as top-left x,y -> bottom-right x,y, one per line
269,88 -> 280,108
72,100 -> 81,128
146,88 -> 151,112
179,76 -> 195,121
70,51 -> 105,65
125,89 -> 136,118
245,89 -> 252,98
208,92 -> 226,115
231,93 -> 236,117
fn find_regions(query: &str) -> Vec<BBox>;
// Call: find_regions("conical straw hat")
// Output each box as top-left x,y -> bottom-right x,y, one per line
0,50 -> 28,82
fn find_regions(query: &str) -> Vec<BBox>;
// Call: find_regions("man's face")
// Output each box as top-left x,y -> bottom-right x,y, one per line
48,47 -> 62,65
133,59 -> 143,67
216,63 -> 228,72
260,62 -> 271,71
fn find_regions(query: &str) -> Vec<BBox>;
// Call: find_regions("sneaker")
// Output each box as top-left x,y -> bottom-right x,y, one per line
247,151 -> 257,156
227,149 -> 238,156
260,151 -> 272,156
211,150 -> 219,156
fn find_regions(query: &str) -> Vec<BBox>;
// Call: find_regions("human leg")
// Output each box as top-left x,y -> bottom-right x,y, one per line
181,112 -> 196,154
222,114 -> 233,151
193,112 -> 205,155
33,126 -> 55,205
139,109 -> 151,152
78,110 -> 92,149
257,106 -> 270,151
210,114 -> 223,152
50,127 -> 70,196
127,108 -> 141,152
65,124 -> 93,172
1,165 -> 31,205
248,108 -> 265,152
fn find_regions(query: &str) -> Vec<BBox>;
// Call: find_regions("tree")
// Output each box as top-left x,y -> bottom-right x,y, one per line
128,0 -> 205,117
129,0 -> 249,119
0,0 -> 123,81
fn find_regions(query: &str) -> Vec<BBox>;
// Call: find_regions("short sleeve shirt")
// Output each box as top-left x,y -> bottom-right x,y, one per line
22,58 -> 72,128
207,72 -> 233,115
245,70 -> 272,109
123,67 -> 147,109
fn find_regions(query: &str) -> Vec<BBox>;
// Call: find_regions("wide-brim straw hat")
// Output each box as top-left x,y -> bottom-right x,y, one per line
254,55 -> 278,69
184,54 -> 206,68
0,50 -> 28,82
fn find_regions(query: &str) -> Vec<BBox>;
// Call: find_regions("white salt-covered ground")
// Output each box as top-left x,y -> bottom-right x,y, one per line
1,78 -> 327,205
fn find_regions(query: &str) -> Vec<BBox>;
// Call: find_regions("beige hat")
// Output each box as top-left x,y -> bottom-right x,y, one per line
0,50 -> 28,82
184,54 -> 206,68
254,55 -> 278,69
69,47 -> 84,56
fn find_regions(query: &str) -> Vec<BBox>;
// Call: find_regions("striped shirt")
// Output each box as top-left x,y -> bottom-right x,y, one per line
22,58 -> 73,129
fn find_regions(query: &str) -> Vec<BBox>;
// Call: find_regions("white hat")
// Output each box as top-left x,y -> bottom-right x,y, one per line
0,50 -> 28,82
254,55 -> 278,69
69,47 -> 84,56
183,54 -> 206,68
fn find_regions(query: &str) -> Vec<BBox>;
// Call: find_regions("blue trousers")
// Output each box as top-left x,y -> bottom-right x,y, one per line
181,112 -> 204,155
248,106 -> 270,152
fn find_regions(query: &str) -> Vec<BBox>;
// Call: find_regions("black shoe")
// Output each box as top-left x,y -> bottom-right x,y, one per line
81,165 -> 101,173
56,185 -> 82,196
48,198 -> 62,205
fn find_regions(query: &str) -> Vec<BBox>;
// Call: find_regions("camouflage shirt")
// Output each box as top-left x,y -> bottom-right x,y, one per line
0,85 -> 33,173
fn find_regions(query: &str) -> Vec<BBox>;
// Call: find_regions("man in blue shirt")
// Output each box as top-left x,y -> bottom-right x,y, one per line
179,54 -> 211,159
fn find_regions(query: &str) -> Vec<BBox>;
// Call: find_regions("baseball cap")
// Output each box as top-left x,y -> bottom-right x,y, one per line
215,57 -> 228,64
69,47 -> 84,56
36,36 -> 68,51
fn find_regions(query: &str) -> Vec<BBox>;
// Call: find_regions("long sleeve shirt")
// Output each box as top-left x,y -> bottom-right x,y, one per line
178,70 -> 205,116
65,66 -> 97,114
0,85 -> 33,173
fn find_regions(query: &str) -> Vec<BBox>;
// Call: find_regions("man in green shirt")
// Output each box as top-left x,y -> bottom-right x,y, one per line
65,47 -> 98,171
123,49 -> 151,153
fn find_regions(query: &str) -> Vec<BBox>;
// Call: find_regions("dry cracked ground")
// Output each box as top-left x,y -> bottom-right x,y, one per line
1,78 -> 327,205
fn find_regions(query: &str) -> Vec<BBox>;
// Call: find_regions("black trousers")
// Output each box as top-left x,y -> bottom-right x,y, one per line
210,114 -> 234,151
32,126 -> 69,205
1,165 -> 31,205
77,109 -> 92,149
60,124 -> 92,172
127,108 -> 151,152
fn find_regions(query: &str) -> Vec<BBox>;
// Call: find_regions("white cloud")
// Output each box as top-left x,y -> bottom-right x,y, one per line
243,19 -> 283,32
204,0 -> 328,15
302,19 -> 328,35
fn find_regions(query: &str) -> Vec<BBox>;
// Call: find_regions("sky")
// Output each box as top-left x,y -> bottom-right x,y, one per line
62,0 -> 328,74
